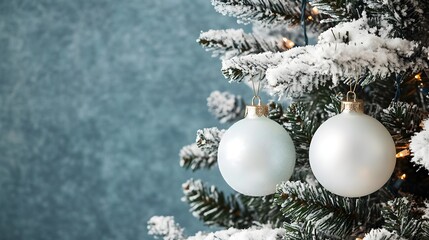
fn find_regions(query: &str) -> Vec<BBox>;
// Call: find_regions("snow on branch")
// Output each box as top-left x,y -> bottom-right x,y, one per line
380,101 -> 423,145
207,91 -> 245,123
187,225 -> 285,240
212,0 -> 308,28
364,0 -> 424,40
381,197 -> 429,238
179,143 -> 216,171
181,179 -> 253,228
222,52 -> 285,82
410,118 -> 429,173
198,29 -> 282,60
196,127 -> 225,164
265,16 -> 427,97
147,216 -> 185,240
275,181 -> 377,238
363,228 -> 403,240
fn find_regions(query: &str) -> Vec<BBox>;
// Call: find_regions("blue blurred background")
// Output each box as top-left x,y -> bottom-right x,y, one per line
0,1 -> 251,239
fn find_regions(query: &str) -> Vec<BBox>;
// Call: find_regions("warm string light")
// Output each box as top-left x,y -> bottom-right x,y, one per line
311,7 -> 319,15
307,15 -> 313,21
282,37 -> 295,49
415,73 -> 422,81
396,149 -> 410,158
393,173 -> 407,189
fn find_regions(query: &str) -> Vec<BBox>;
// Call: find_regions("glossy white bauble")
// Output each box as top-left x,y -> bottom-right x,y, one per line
309,110 -> 396,198
217,107 -> 296,196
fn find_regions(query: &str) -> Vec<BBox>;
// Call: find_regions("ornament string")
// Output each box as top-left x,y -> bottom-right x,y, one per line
251,76 -> 262,106
347,73 -> 359,102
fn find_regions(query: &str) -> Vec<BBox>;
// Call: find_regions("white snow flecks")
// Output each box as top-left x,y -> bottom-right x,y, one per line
198,29 -> 279,60
188,225 -> 284,240
265,16 -> 425,97
363,228 -> 403,240
211,0 -> 302,27
207,91 -> 245,123
410,118 -> 429,173
147,216 -> 185,240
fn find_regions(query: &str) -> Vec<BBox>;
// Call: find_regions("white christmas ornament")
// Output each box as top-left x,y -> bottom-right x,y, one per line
309,98 -> 396,198
217,100 -> 296,196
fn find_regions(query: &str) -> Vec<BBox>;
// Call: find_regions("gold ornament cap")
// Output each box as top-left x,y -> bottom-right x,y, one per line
245,96 -> 269,117
341,91 -> 364,113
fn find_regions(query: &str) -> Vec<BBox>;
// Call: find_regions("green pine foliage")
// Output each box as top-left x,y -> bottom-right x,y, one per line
182,179 -> 286,228
381,197 -> 429,239
275,181 -> 380,238
211,0 -> 319,27
380,101 -> 423,146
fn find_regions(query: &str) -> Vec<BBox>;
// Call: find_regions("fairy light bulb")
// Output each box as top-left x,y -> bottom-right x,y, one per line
396,149 -> 410,158
311,7 -> 319,15
400,173 -> 407,180
282,38 -> 295,49
415,73 -> 422,81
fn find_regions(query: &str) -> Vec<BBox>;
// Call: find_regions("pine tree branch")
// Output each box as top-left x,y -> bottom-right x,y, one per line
196,127 -> 225,154
264,17 -> 428,97
380,101 -> 423,146
179,143 -> 216,171
240,194 -> 286,227
181,179 -> 254,228
364,0 -> 429,44
198,29 -> 283,60
381,197 -> 429,239
207,91 -> 245,123
222,52 -> 285,82
312,0 -> 363,22
182,179 -> 288,228
211,0 -> 327,28
275,181 -> 380,238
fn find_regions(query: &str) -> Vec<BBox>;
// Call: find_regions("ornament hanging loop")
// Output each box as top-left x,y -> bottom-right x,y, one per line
246,76 -> 268,117
346,91 -> 357,102
251,95 -> 262,106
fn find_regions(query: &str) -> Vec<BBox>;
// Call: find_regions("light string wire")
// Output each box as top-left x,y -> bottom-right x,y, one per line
300,0 -> 309,45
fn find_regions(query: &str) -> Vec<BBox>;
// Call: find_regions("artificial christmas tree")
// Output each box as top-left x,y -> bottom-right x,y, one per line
149,0 -> 429,239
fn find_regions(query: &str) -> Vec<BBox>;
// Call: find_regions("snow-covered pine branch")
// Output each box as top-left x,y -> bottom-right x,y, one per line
364,0 -> 425,41
275,181 -> 378,238
265,16 -> 427,97
147,216 -> 185,240
380,101 -> 423,146
181,179 -> 254,228
196,127 -> 225,162
410,118 -> 429,173
198,29 -> 282,60
207,91 -> 245,123
179,143 -> 216,171
212,0 -> 314,28
222,51 -> 285,82
381,197 -> 429,239
312,0 -> 359,23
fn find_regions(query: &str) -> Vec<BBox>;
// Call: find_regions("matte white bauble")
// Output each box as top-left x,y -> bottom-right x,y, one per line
309,100 -> 396,198
217,104 -> 296,196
